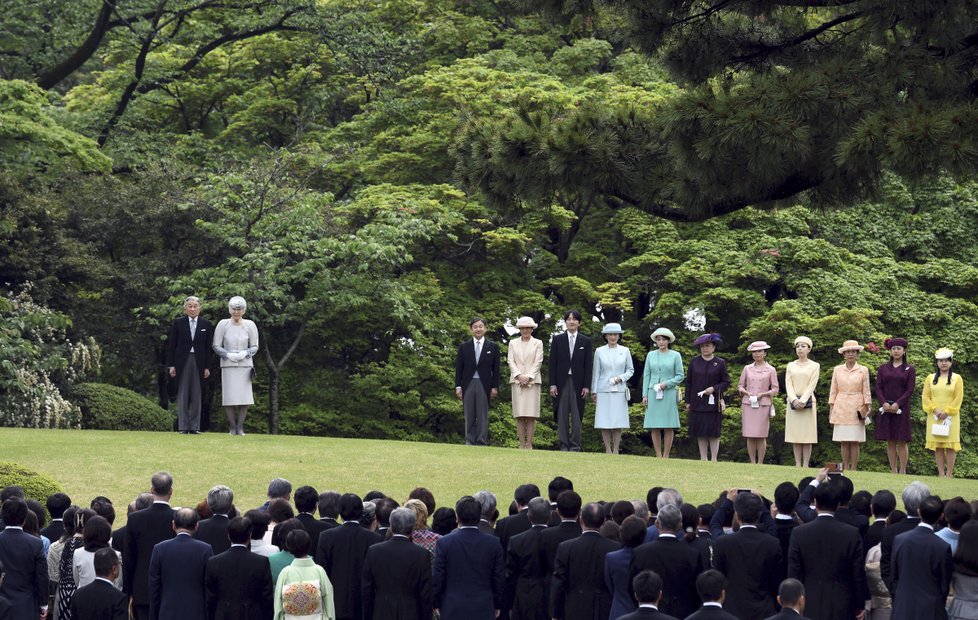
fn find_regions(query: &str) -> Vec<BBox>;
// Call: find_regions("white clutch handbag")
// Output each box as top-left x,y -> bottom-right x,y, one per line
931,416 -> 951,437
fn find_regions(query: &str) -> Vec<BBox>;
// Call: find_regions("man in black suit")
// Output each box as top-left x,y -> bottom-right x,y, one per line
474,490 -> 498,535
194,484 -> 234,554
373,497 -> 398,539
317,490 -> 342,530
504,497 -> 550,620
149,508 -> 213,620
713,492 -> 782,620
113,493 -> 154,556
889,495 -> 952,620
294,485 -> 329,542
362,507 -> 432,620
832,477 -> 869,541
618,570 -> 678,620
541,491 -> 582,579
315,493 -> 382,620
763,578 -> 810,620
0,499 -> 46,620
686,570 -> 738,620
866,489 -> 896,551
124,472 -> 177,620
880,481 -> 929,589
629,504 -> 703,619
166,295 -> 213,434
39,493 -> 70,543
70,547 -> 128,620
772,482 -> 800,573
496,483 -> 539,553
786,480 -> 866,620
454,316 -> 500,446
546,477 -> 573,526
548,310 -> 593,451
433,496 -> 506,619
550,502 -> 619,620
204,516 -> 273,620
0,559 -> 15,620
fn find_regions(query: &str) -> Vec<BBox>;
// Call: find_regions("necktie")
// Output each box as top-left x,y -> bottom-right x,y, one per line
475,340 -> 482,363
569,334 -> 575,358
190,318 -> 197,339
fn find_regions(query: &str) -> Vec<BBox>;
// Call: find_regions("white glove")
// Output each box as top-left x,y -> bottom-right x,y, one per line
227,351 -> 245,362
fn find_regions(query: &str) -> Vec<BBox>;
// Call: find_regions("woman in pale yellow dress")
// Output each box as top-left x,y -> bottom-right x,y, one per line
785,336 -> 820,467
508,316 -> 544,449
828,340 -> 872,471
924,347 -> 965,477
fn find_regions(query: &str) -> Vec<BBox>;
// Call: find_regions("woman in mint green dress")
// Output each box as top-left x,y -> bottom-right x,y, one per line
642,327 -> 685,458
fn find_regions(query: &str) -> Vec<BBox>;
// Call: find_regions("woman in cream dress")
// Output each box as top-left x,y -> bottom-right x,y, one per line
828,339 -> 872,471
213,296 -> 259,435
591,323 -> 634,455
508,316 -> 544,449
785,336 -> 820,467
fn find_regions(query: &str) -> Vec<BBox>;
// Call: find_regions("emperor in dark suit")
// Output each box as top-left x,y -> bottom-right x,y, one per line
204,516 -> 273,620
149,509 -> 213,620
454,317 -> 500,446
548,310 -> 593,451
362,507 -> 433,620
889,496 -> 952,620
166,296 -> 213,433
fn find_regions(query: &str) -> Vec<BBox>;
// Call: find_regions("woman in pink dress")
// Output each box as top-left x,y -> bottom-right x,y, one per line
736,341 -> 779,464
829,339 -> 872,471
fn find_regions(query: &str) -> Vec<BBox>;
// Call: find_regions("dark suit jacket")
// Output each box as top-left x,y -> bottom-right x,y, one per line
540,520 -> 581,614
149,532 -> 213,620
689,529 -> 715,570
787,515 -> 866,620
618,607 -> 679,620
433,527 -> 505,620
713,527 -> 782,620
773,518 -> 799,577
548,331 -> 593,420
794,484 -> 818,523
195,514 -> 231,555
505,525 -> 548,620
362,535 -> 432,620
70,578 -> 128,620
496,509 -> 531,553
865,519 -> 886,551
318,517 -> 340,530
762,610 -> 811,620
0,595 -> 13,620
166,315 -> 213,381
111,525 -> 125,554
550,530 -> 620,620
314,521 -> 383,620
629,535 -> 702,620
204,545 -> 273,620
835,507 -> 869,542
880,516 -> 921,589
40,520 -> 64,544
890,526 -> 952,620
297,513 -> 330,542
0,528 -> 46,620
604,546 -> 636,619
123,502 -> 176,605
454,339 -> 501,397
685,605 -> 740,620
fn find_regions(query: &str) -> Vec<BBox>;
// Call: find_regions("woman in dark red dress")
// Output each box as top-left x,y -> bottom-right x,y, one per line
874,337 -> 916,474
685,333 -> 730,462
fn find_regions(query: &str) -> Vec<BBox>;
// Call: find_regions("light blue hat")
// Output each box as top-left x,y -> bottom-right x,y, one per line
601,323 -> 624,335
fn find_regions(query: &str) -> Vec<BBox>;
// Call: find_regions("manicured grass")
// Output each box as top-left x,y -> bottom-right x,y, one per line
6,428 -> 977,526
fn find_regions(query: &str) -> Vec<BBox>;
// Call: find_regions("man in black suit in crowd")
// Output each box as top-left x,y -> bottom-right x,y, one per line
124,472 -> 177,620
433,496 -> 505,620
315,493 -> 382,620
496,484 -> 539,553
787,477 -> 867,620
772,482 -> 800,572
204,516 -> 273,620
149,508 -> 212,620
866,489 -> 896,551
474,490 -> 498,535
70,547 -> 128,620
504,497 -> 551,620
832,476 -> 870,541
690,504 -> 716,570
318,491 -> 341,530
550,502 -> 619,620
546,477 -> 573,526
541,491 -> 583,584
166,295 -> 213,434
618,571 -> 678,620
0,559 -> 13,620
194,484 -> 234,554
294,485 -> 329,542
630,504 -> 703,619
112,493 -> 154,556
373,497 -> 397,539
39,493 -> 70,544
454,316 -> 500,446
686,570 -> 738,620
713,492 -> 782,620
889,495 -> 952,620
548,310 -> 593,451
880,481 -> 929,588
0,499 -> 46,620
763,578 -> 810,620
362,507 -> 432,620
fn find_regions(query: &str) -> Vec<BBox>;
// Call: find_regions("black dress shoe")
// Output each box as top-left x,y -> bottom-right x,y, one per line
190,431 -> 200,435
180,431 -> 189,434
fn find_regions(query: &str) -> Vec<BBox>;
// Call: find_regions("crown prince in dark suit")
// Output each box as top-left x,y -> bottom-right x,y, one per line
166,295 -> 213,434
454,317 -> 500,446
548,309 -> 593,451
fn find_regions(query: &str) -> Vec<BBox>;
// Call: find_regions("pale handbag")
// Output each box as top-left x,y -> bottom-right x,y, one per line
931,416 -> 951,437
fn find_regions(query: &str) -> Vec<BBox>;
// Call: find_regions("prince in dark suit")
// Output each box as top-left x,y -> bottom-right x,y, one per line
548,310 -> 593,451
70,548 -> 128,620
454,317 -> 500,446
166,296 -> 213,433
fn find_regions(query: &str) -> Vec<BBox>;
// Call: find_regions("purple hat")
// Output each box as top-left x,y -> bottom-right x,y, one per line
884,337 -> 908,349
693,333 -> 722,347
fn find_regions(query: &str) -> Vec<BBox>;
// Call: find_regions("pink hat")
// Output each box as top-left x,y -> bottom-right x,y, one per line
746,341 -> 770,352
838,340 -> 864,354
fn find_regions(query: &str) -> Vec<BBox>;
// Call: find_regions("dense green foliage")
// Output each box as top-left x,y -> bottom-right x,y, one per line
0,461 -> 64,511
72,383 -> 171,431
0,1 -> 975,476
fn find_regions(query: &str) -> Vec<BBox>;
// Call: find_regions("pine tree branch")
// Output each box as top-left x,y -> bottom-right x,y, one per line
731,11 -> 864,63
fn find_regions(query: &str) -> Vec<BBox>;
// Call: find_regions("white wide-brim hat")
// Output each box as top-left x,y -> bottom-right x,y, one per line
515,316 -> 537,329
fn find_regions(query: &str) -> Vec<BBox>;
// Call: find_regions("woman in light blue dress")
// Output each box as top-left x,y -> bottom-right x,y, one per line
591,323 -> 635,454
642,327 -> 684,458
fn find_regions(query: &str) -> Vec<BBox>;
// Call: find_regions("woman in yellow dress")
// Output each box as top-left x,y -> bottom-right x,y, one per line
923,347 -> 965,478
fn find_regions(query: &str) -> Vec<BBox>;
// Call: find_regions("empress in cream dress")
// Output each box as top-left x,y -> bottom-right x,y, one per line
508,336 -> 543,418
784,359 -> 820,443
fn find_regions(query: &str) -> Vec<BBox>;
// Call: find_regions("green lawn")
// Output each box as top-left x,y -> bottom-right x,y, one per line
5,428 -> 977,526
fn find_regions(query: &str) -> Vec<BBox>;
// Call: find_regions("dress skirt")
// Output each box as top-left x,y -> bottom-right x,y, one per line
832,423 -> 866,442
511,384 -> 541,418
741,405 -> 771,438
595,392 -> 630,429
875,411 -> 911,442
784,403 -> 818,443
222,367 -> 254,406
643,395 -> 680,429
689,410 -> 721,438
